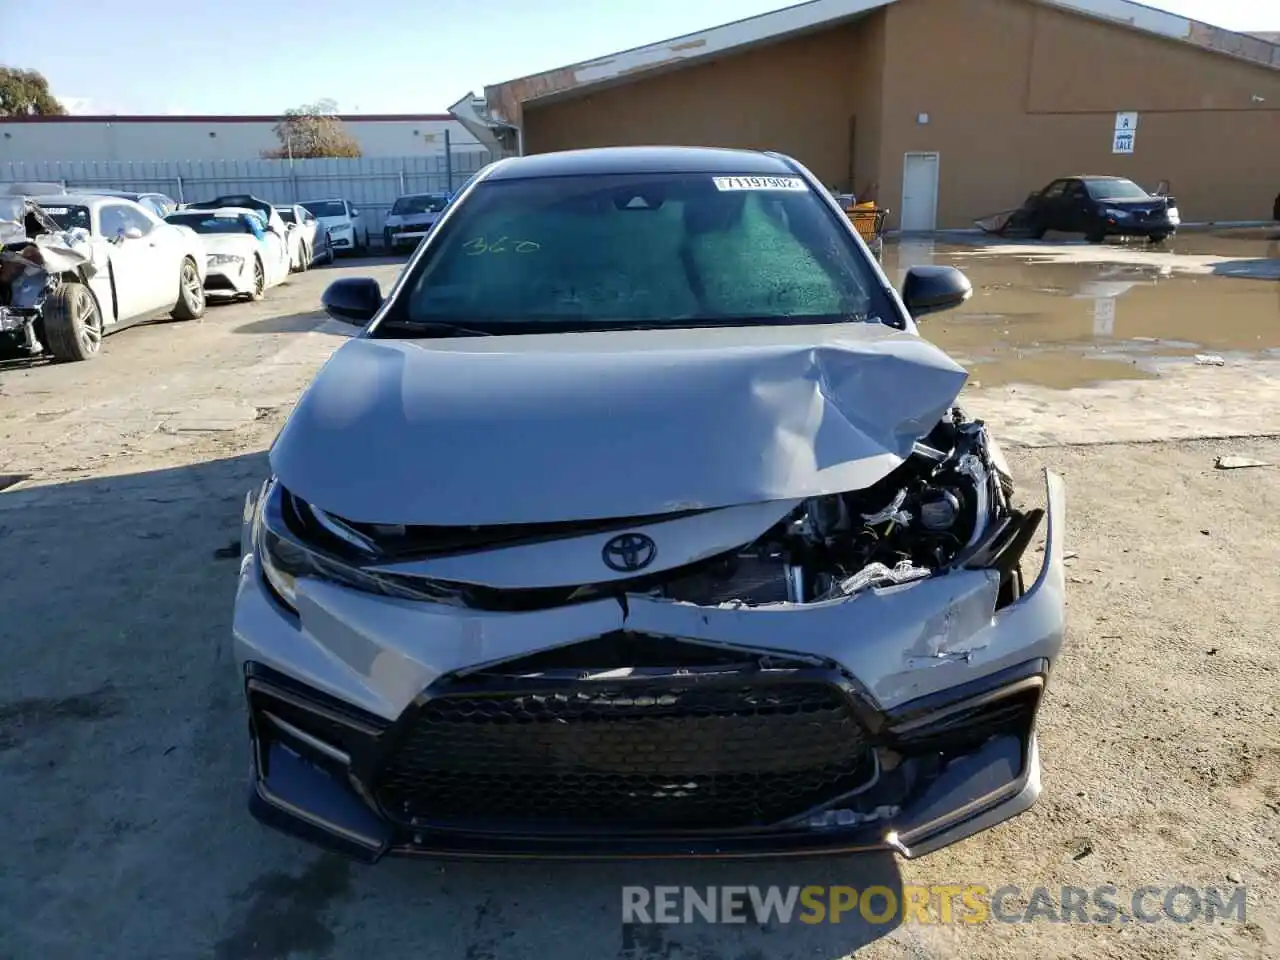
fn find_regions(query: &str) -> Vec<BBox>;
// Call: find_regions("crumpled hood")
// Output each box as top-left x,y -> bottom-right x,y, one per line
270,323 -> 969,526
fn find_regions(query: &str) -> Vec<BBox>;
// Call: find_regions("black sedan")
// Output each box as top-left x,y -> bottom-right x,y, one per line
1021,176 -> 1179,243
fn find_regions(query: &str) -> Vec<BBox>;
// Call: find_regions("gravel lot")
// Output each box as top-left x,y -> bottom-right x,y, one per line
1,243 -> 1277,959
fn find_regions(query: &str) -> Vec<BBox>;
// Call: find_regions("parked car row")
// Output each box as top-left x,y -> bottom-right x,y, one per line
1,193 -> 207,362
0,190 -> 356,363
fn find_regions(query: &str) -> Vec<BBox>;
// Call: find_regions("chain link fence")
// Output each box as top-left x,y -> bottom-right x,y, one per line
3,152 -> 493,236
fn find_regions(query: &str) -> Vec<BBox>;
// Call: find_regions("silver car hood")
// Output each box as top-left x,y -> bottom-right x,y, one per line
270,323 -> 969,526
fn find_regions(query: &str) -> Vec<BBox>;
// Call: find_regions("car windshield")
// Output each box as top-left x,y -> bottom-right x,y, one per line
301,200 -> 346,217
37,204 -> 92,231
276,209 -> 297,224
1085,179 -> 1150,201
166,213 -> 253,234
392,194 -> 448,215
387,172 -> 891,333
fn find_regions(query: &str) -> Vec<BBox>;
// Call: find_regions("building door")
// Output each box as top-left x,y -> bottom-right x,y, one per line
900,152 -> 940,232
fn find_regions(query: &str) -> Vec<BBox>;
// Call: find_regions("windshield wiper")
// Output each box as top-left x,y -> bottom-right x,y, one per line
376,319 -> 497,338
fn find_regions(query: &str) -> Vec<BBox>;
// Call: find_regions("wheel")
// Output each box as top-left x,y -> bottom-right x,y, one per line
1148,232 -> 1169,244
1085,225 -> 1105,244
170,257 -> 206,321
298,243 -> 311,272
383,228 -> 392,251
1027,219 -> 1047,240
324,234 -> 335,264
43,281 -> 103,361
244,257 -> 265,301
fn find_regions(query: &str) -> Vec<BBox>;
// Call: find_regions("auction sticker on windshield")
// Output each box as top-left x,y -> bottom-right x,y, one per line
712,176 -> 808,192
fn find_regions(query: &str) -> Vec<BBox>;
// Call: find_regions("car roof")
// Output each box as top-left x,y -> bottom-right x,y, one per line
482,146 -> 799,181
301,198 -> 344,204
36,194 -> 135,209
170,206 -> 258,218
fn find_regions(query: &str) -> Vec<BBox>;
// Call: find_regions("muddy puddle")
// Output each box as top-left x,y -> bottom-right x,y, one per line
885,239 -> 1280,390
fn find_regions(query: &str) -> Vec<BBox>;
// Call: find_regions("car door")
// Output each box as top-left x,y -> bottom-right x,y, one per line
1034,179 -> 1070,230
347,201 -> 363,242
1062,180 -> 1093,233
97,203 -> 170,319
262,214 -> 291,284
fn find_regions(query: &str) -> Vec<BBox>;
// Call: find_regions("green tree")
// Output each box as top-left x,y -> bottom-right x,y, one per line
0,67 -> 66,117
262,100 -> 362,159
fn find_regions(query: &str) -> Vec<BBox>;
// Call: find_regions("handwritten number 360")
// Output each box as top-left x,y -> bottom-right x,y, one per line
464,236 -> 540,255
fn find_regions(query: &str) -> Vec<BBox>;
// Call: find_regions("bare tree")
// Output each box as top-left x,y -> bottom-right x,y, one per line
262,100 -> 361,159
0,67 -> 66,117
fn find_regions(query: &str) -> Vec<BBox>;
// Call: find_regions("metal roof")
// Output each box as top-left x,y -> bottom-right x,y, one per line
484,0 -> 1280,124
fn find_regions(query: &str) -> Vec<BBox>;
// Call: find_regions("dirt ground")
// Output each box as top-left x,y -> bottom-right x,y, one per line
0,241 -> 1277,959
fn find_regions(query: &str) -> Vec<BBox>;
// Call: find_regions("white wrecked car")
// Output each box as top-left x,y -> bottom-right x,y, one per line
234,147 -> 1067,863
0,195 -> 206,362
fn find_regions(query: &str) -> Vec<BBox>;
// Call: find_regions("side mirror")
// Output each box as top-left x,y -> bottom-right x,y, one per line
322,277 -> 382,325
121,226 -> 144,241
901,265 -> 972,319
350,208 -> 360,217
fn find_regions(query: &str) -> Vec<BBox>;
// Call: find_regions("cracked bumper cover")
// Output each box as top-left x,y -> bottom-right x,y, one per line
234,471 -> 1066,862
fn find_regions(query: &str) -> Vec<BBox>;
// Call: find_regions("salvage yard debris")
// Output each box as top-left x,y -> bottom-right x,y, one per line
1214,455 -> 1271,470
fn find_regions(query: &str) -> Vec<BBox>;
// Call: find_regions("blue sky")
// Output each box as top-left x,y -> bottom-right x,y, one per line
2,0 -> 1277,116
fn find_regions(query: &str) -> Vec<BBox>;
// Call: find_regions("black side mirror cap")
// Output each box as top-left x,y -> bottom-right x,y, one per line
901,265 -> 973,319
322,277 -> 382,326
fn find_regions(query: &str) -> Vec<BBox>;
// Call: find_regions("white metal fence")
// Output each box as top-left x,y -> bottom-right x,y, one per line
2,152 -> 493,235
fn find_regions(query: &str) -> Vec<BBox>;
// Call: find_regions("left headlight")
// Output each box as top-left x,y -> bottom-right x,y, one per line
1103,207 -> 1131,219
253,478 -> 450,612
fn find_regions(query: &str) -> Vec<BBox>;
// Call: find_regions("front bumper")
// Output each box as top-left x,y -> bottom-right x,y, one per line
387,231 -> 427,248
234,471 -> 1066,863
204,264 -> 253,296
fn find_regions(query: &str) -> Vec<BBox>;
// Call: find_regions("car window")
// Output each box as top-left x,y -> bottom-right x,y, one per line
1065,182 -> 1089,201
166,213 -> 253,234
301,200 -> 347,218
392,195 -> 449,215
37,204 -> 92,232
1084,178 -> 1149,201
390,172 -> 891,332
139,197 -> 166,218
1041,180 -> 1069,199
99,203 -> 152,238
119,205 -> 156,235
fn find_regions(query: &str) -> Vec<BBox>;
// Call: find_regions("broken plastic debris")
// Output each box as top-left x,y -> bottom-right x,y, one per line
1195,354 -> 1226,366
860,488 -> 912,527
1214,455 -> 1270,470
823,560 -> 931,599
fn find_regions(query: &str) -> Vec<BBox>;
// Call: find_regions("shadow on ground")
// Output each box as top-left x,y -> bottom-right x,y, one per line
231,310 -> 356,336
0,452 -> 903,960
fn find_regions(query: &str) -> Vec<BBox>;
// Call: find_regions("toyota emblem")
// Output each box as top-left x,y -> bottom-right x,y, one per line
601,533 -> 657,573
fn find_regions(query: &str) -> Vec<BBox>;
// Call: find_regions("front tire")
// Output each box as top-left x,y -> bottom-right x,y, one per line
170,257 -> 206,321
43,281 -> 103,361
243,257 -> 265,301
1149,232 -> 1169,244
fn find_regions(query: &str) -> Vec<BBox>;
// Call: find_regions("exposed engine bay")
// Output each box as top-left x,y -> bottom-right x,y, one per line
262,406 -> 1036,616
658,407 -> 1020,607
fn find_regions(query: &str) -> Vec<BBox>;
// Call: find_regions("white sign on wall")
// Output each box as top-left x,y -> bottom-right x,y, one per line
1112,111 -> 1138,154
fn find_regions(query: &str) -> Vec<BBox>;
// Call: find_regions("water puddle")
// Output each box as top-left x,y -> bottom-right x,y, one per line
884,241 -> 1280,390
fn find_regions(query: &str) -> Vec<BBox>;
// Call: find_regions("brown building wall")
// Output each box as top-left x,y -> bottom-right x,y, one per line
516,0 -> 1280,229
877,0 -> 1280,227
522,16 -> 887,193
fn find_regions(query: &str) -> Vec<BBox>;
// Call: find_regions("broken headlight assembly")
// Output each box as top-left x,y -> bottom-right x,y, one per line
253,478 -> 448,611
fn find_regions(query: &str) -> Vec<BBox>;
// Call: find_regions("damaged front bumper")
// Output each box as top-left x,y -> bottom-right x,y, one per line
234,471 -> 1066,863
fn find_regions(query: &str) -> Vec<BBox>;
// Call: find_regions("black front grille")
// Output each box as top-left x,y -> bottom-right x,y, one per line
373,672 -> 873,832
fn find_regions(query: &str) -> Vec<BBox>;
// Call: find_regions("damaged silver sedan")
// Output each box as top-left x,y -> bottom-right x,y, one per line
233,146 -> 1066,862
